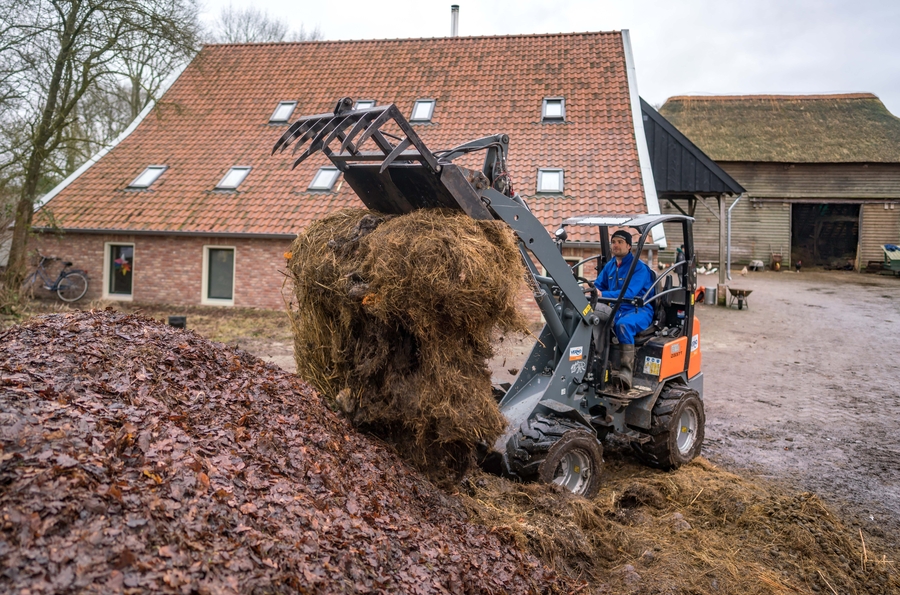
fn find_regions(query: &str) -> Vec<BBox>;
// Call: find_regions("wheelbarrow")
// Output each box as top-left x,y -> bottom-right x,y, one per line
727,287 -> 753,310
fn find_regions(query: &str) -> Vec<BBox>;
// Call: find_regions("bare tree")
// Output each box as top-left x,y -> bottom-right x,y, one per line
208,3 -> 322,44
0,0 -> 201,295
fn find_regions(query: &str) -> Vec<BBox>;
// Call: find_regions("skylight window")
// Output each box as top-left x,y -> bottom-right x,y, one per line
410,99 -> 436,122
542,97 -> 565,122
354,99 -> 376,110
537,168 -> 564,193
216,167 -> 251,190
128,166 -> 167,189
269,101 -> 297,123
309,167 -> 340,191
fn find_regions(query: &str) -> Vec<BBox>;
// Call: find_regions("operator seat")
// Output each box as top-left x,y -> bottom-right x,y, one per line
633,274 -> 672,347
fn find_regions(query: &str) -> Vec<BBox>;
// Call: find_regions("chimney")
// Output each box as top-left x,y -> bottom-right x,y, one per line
450,5 -> 459,37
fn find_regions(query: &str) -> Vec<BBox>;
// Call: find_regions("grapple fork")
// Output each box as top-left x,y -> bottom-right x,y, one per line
272,97 -> 492,219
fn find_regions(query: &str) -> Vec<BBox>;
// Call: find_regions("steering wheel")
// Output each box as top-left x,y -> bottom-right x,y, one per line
575,275 -> 598,308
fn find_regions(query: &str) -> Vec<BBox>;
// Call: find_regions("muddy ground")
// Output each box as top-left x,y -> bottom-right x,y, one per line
700,269 -> 900,548
492,268 -> 900,549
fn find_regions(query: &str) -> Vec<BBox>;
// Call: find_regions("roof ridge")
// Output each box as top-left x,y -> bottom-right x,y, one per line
201,30 -> 621,48
666,93 -> 879,102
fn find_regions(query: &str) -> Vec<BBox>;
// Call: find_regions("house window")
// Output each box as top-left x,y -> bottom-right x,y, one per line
308,167 -> 340,190
216,167 -> 251,190
269,101 -> 297,123
537,168 -> 564,193
542,97 -> 565,122
128,166 -> 166,189
565,257 -> 583,278
203,246 -> 235,304
105,243 -> 134,300
410,99 -> 435,122
354,99 -> 376,109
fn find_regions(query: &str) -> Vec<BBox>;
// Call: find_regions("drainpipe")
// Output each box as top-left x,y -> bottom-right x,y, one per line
726,193 -> 744,280
450,5 -> 459,36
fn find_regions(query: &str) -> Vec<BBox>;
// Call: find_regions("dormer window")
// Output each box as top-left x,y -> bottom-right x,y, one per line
537,168 -> 564,193
128,166 -> 167,189
216,167 -> 251,190
410,99 -> 435,122
542,97 -> 565,122
354,99 -> 376,110
269,101 -> 297,123
309,167 -> 340,191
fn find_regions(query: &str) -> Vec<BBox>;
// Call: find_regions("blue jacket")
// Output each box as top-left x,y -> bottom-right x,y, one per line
594,252 -> 655,319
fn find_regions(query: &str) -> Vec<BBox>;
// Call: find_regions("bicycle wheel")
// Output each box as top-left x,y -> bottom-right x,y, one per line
57,273 -> 88,302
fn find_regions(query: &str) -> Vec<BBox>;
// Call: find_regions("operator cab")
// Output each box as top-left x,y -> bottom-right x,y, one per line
557,214 -> 699,398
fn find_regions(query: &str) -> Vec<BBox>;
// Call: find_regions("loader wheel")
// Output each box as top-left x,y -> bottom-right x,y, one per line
506,416 -> 603,498
631,386 -> 704,470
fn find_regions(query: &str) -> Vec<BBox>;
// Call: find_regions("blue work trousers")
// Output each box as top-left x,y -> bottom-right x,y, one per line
596,304 -> 653,345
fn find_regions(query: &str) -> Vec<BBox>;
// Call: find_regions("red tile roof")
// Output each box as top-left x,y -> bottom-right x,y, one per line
38,32 -> 647,240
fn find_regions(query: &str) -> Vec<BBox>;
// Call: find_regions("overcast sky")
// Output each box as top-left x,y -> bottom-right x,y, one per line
199,0 -> 900,116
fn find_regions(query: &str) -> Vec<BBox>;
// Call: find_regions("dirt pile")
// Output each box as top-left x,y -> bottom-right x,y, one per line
0,311 -> 568,594
461,455 -> 900,594
287,209 -> 527,478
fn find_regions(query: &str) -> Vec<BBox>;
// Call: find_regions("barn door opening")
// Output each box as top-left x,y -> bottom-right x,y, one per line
791,203 -> 859,269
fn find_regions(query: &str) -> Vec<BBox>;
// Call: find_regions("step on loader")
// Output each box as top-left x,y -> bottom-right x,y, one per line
275,98 -> 705,498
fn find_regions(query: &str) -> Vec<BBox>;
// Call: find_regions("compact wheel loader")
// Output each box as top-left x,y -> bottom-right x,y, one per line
275,98 -> 705,498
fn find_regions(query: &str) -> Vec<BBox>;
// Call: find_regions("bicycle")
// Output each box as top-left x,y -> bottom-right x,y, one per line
23,252 -> 90,302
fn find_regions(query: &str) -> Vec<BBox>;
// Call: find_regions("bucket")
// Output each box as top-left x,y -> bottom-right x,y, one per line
703,287 -> 717,305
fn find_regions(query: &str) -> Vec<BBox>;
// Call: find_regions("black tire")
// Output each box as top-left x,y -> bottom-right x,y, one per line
631,385 -> 704,470
57,272 -> 88,302
506,415 -> 603,498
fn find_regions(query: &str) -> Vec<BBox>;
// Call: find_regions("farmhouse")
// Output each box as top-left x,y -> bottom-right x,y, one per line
33,31 -> 741,313
659,94 -> 900,271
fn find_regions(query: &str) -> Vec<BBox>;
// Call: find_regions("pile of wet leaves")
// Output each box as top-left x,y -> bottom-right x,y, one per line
0,310 -> 569,594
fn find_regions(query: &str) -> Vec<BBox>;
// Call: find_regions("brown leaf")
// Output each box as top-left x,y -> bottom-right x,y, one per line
114,549 -> 137,569
55,453 -> 78,468
142,469 -> 163,484
158,544 -> 177,558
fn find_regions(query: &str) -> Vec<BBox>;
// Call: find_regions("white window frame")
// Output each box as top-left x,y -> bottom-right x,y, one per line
103,242 -> 135,301
410,99 -> 436,122
201,245 -> 236,306
542,97 -> 565,122
308,167 -> 340,191
269,101 -> 297,123
537,168 -> 564,193
127,166 -> 167,189
566,257 -> 584,278
354,99 -> 376,110
216,167 -> 251,190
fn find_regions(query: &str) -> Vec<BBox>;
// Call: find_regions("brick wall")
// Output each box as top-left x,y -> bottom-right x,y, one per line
29,233 -> 653,319
32,232 -> 292,309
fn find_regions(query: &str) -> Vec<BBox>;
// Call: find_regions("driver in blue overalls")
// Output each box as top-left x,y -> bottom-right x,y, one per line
594,230 -> 655,389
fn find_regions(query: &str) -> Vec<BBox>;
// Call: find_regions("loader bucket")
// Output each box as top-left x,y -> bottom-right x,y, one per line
273,97 -> 493,220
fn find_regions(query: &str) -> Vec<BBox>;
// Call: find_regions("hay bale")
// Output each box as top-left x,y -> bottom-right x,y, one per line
287,208 -> 527,479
